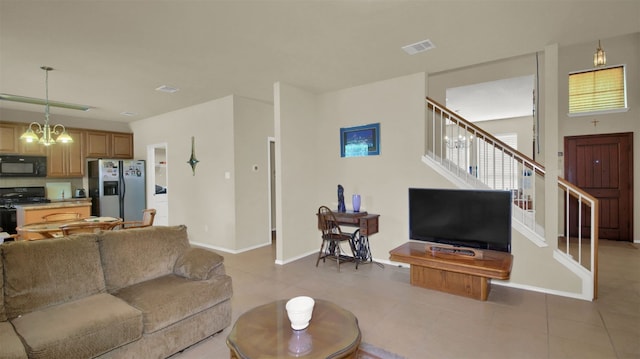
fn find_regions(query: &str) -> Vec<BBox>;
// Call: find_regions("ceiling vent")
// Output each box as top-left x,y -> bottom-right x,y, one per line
155,85 -> 179,93
402,39 -> 435,55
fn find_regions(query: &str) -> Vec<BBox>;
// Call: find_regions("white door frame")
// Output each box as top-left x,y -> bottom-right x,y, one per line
267,137 -> 276,243
146,143 -> 169,225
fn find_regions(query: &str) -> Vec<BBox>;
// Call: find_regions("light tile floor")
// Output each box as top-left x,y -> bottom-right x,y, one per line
172,239 -> 639,359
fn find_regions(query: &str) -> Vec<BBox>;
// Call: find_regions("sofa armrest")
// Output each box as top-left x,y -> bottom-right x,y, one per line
174,248 -> 225,280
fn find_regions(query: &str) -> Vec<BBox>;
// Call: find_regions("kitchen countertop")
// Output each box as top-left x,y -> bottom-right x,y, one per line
47,197 -> 91,203
15,200 -> 92,210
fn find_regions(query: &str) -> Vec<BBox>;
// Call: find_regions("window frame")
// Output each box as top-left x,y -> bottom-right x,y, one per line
568,64 -> 628,117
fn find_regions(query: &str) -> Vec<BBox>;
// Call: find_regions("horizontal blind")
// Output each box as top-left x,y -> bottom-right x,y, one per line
569,66 -> 626,114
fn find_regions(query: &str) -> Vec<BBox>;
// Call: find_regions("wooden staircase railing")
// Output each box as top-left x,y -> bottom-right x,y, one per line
425,97 -> 599,299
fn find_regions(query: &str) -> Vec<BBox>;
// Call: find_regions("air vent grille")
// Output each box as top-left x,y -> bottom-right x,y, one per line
402,39 -> 435,55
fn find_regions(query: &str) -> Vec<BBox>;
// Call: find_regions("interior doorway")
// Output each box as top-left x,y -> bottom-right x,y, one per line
564,132 -> 633,241
146,143 -> 169,226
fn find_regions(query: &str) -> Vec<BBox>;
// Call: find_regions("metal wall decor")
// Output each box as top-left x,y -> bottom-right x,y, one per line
187,136 -> 199,176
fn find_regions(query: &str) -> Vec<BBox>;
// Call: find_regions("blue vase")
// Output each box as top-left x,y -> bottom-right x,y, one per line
352,194 -> 361,212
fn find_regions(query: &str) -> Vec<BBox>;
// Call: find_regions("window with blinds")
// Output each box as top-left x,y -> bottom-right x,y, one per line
569,65 -> 627,116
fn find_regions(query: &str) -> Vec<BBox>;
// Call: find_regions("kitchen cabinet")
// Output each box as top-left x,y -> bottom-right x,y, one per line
85,131 -> 110,157
112,133 -> 134,158
0,122 -> 47,155
1,121 -> 133,164
0,123 -> 19,153
19,124 -> 47,155
47,129 -> 85,177
86,131 -> 133,159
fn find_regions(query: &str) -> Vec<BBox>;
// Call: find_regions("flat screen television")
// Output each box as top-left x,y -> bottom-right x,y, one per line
409,188 -> 512,253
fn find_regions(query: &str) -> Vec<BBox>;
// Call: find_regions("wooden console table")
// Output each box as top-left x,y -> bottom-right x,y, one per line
389,242 -> 513,301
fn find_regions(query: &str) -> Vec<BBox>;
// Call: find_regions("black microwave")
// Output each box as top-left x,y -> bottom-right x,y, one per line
0,155 -> 47,177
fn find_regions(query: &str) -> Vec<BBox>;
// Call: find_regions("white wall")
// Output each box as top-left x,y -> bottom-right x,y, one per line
474,115 -> 535,158
131,95 -> 274,251
233,96 -> 274,250
274,82 -> 322,263
130,95 -> 237,249
315,73 -> 446,258
428,53 -> 542,161
276,73 -> 453,264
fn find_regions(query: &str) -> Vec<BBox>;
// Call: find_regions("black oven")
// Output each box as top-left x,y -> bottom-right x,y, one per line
0,187 -> 49,234
0,207 -> 17,234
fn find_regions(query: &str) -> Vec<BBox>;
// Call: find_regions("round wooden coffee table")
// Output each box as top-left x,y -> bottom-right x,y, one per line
226,299 -> 361,358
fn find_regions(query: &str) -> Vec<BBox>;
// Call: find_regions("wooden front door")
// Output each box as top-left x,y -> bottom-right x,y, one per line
564,132 -> 633,241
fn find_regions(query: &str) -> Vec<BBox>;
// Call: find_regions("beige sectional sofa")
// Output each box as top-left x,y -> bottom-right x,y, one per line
0,225 -> 233,359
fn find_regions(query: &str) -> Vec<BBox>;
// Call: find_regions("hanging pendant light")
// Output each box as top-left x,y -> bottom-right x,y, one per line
593,40 -> 606,67
20,66 -> 73,146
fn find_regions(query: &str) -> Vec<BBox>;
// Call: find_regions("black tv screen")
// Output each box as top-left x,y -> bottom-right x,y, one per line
409,188 -> 512,253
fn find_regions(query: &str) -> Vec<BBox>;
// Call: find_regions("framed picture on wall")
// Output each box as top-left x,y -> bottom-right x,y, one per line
340,123 -> 380,158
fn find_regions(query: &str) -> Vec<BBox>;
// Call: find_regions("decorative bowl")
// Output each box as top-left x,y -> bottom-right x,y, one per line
285,296 -> 315,330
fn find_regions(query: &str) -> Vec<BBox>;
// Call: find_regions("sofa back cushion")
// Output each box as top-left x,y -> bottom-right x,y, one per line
99,225 -> 190,292
2,235 -> 106,319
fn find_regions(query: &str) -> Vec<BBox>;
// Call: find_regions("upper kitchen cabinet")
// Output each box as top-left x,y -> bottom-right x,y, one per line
112,133 -> 134,158
47,129 -> 85,177
19,124 -> 47,155
86,131 -> 133,159
0,123 -> 19,153
0,122 -> 47,155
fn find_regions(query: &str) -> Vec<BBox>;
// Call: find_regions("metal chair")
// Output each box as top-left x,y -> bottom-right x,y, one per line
42,212 -> 82,222
112,208 -> 156,230
60,221 -> 119,235
315,206 -> 358,272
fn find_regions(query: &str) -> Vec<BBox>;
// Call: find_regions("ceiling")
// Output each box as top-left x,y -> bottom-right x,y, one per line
446,75 -> 536,122
1,1 -> 638,125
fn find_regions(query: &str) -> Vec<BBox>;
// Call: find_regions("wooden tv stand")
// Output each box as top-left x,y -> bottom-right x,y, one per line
389,242 -> 513,301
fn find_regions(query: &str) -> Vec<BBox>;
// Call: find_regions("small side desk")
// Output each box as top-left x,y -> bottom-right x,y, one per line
318,211 -> 380,265
332,211 -> 379,237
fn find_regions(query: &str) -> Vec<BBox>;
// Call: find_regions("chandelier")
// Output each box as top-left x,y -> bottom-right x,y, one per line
20,66 -> 73,146
445,134 -> 473,149
593,40 -> 606,67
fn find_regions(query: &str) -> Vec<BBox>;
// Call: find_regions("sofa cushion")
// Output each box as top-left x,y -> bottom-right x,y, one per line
114,274 -> 232,333
99,225 -> 190,292
0,249 -> 6,321
174,247 -> 225,280
2,235 -> 106,319
12,293 -> 143,359
0,321 -> 28,359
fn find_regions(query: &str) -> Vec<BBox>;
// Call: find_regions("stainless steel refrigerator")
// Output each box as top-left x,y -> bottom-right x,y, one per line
88,159 -> 146,221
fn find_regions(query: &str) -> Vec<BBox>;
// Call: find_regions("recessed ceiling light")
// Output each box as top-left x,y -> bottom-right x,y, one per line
120,111 -> 137,117
402,39 -> 436,55
155,85 -> 179,93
